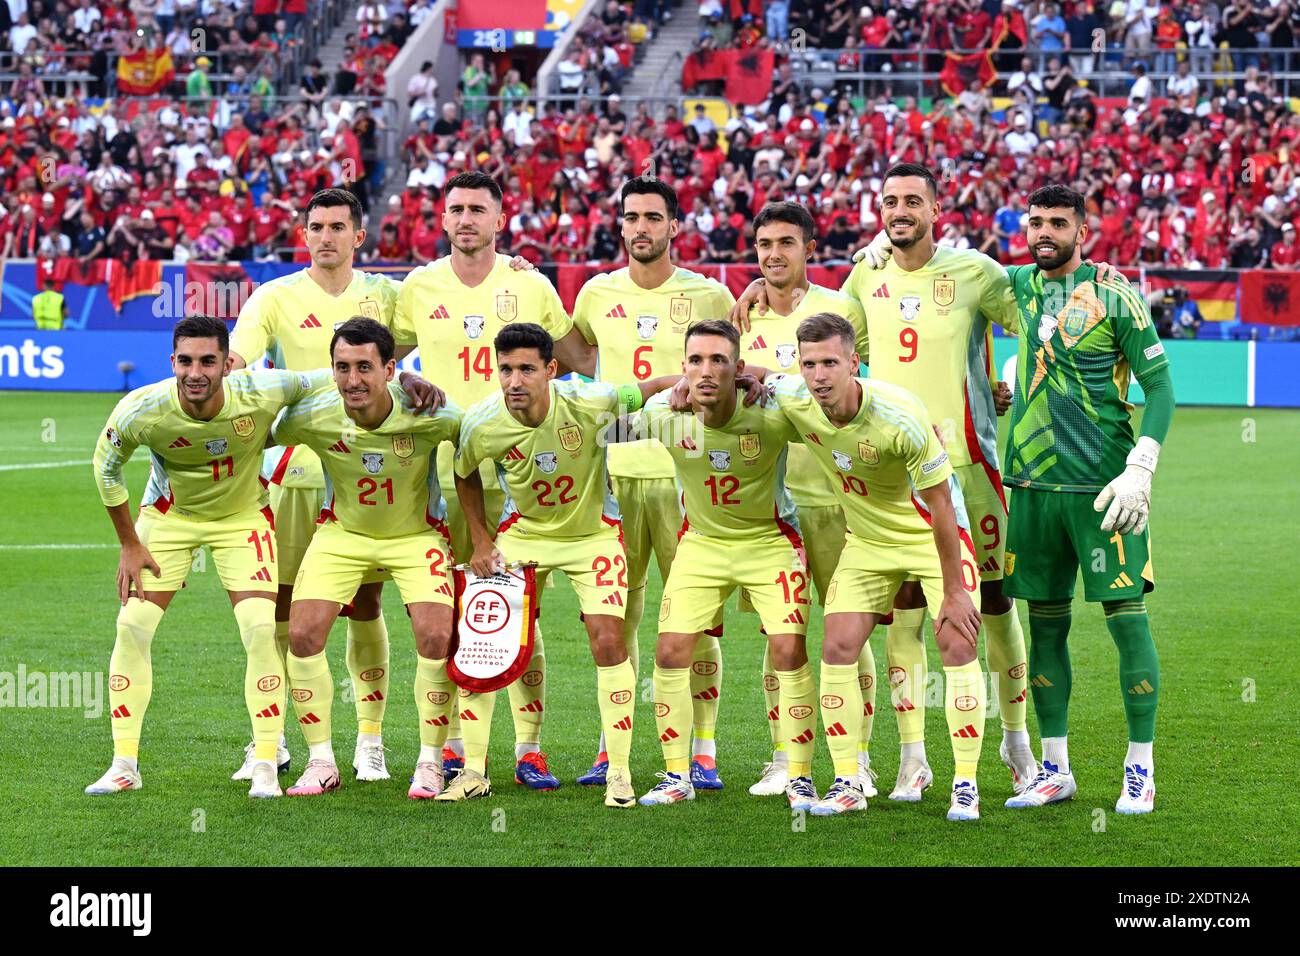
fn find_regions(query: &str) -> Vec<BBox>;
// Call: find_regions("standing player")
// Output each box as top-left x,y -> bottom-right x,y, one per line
85,317 -> 330,799
449,323 -> 686,808
273,318 -> 463,799
229,188 -> 402,784
637,320 -> 818,810
732,164 -> 1037,801
565,177 -> 738,790
1000,185 -> 1173,814
391,171 -> 587,791
735,201 -> 877,798
761,314 -> 986,820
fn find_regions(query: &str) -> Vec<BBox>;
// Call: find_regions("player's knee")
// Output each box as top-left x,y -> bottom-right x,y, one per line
287,621 -> 326,658
768,638 -> 807,672
589,631 -> 628,667
414,626 -> 452,660
820,630 -> 861,665
655,632 -> 693,668
979,581 -> 1013,615
934,624 -> 978,667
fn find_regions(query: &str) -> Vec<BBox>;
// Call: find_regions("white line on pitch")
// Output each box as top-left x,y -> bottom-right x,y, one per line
0,543 -> 117,550
0,459 -> 92,472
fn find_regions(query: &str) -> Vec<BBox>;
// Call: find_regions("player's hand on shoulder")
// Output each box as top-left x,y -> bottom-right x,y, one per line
470,544 -> 506,578
1086,259 -> 1126,284
117,542 -> 161,605
736,373 -> 768,406
398,371 -> 444,414
729,277 -> 768,332
993,380 -> 1012,416
507,255 -> 536,272
668,376 -> 692,412
852,231 -> 893,269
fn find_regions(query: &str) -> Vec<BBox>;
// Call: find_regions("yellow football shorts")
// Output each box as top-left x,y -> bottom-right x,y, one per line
269,482 -> 322,583
496,523 -> 629,619
611,476 -> 681,590
825,531 -> 980,616
954,462 -> 1006,582
293,522 -> 454,608
660,531 -> 810,636
135,505 -> 279,594
737,503 -> 845,614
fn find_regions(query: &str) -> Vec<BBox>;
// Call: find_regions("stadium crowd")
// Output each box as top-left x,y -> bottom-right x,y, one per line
1,0 -> 1299,271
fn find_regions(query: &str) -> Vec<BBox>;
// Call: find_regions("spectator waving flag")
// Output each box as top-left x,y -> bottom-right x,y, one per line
724,48 -> 775,106
939,51 -> 997,98
116,48 -> 176,96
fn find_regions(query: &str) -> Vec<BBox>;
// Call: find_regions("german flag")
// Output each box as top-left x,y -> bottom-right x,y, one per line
1124,268 -> 1239,324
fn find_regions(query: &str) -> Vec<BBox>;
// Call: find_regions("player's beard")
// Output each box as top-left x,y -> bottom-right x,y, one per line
886,218 -> 928,250
451,231 -> 493,255
627,234 -> 670,264
1031,235 -> 1077,271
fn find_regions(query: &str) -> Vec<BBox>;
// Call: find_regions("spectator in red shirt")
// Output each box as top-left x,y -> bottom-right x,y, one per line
674,217 -> 708,264
410,212 -> 441,261
1272,223 -> 1300,268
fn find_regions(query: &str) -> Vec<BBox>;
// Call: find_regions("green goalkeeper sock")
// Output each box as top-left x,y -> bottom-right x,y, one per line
1026,600 -> 1073,739
1104,599 -> 1159,743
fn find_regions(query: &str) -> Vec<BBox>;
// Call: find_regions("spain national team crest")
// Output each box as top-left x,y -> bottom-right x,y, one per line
669,297 -> 692,327
392,434 -> 414,459
858,440 -> 879,465
558,424 -> 582,453
232,415 -> 255,438
1061,306 -> 1087,338
205,438 -> 228,456
362,453 -> 384,474
358,299 -> 381,320
739,432 -> 761,460
496,294 -> 517,322
933,277 -> 956,307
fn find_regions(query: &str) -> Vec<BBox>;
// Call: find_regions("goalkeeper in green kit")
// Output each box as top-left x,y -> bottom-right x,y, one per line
1000,185 -> 1174,815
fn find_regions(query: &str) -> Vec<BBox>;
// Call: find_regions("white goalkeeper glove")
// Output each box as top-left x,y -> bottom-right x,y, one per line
1093,436 -> 1160,535
851,230 -> 893,269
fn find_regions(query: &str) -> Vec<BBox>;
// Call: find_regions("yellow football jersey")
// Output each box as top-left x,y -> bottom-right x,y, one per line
843,246 -> 1018,470
391,254 -> 573,408
767,374 -> 956,547
456,379 -> 641,539
636,389 -> 800,542
94,369 -> 329,520
739,283 -> 868,508
272,382 -> 463,540
230,267 -> 401,489
572,267 -> 736,479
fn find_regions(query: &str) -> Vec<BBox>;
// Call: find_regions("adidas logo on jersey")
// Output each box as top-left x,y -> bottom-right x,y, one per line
505,446 -> 526,461
328,439 -> 350,453
749,336 -> 767,350
605,304 -> 627,318
805,432 -> 822,445
980,557 -> 1000,574
300,314 -> 322,329
872,284 -> 890,298
168,436 -> 191,448
429,305 -> 451,320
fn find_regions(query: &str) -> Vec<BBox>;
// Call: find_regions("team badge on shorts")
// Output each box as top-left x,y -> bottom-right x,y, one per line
669,297 -> 692,327
362,453 -> 384,474
464,315 -> 486,339
559,424 -> 582,452
232,415 -> 256,438
859,440 -> 879,465
832,450 -> 852,471
359,299 -> 381,320
933,277 -> 955,307
636,315 -> 657,339
205,438 -> 228,456
775,343 -> 796,367
535,452 -> 558,474
496,294 -> 517,322
392,434 -> 414,459
707,450 -> 731,470
739,432 -> 761,460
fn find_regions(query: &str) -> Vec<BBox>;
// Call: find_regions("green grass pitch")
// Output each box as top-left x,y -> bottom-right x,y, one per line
0,392 -> 1295,867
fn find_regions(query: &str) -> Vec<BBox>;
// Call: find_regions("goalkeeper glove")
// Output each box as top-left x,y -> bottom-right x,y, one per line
1093,436 -> 1160,535
851,230 -> 893,269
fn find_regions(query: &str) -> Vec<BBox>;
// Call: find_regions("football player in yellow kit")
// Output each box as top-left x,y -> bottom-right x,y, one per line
562,178 -> 738,790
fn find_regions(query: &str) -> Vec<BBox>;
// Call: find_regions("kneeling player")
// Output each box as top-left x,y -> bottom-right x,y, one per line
638,320 -> 819,810
274,318 -> 463,799
86,317 -> 335,799
450,323 -> 687,807
763,314 -> 987,821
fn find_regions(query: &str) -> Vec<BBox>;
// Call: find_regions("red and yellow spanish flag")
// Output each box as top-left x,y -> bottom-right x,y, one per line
117,48 -> 176,96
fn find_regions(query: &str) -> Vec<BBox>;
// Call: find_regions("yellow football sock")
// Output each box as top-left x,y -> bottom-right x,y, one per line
887,607 -> 927,744
857,638 -> 876,753
776,663 -> 815,778
653,665 -> 692,774
459,688 -> 495,776
287,649 -> 333,746
414,656 -> 453,749
597,659 -> 636,773
274,620 -> 290,672
984,607 -> 1028,732
944,660 -> 986,780
690,631 -> 722,753
346,615 -> 389,736
819,661 -> 861,779
507,629 -> 544,747
761,643 -> 782,751
235,598 -> 283,762
108,598 -> 164,760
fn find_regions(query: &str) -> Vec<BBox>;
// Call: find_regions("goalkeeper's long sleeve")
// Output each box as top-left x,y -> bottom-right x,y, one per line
1134,363 -> 1174,445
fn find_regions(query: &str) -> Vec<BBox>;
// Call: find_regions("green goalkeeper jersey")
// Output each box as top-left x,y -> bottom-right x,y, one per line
1004,263 -> 1169,494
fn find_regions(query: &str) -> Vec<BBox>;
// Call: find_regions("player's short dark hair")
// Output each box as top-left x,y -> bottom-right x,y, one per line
306,187 -> 364,230
883,162 -> 939,199
753,201 -> 816,244
331,317 -> 395,364
173,315 -> 229,353
495,322 -> 554,363
684,319 -> 740,357
796,312 -> 857,353
620,176 -> 679,220
1027,184 -> 1086,223
445,171 -> 503,206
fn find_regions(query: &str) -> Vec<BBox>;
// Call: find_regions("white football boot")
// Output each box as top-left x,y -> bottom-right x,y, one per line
638,771 -> 695,806
1004,761 -> 1077,808
85,758 -> 141,795
286,759 -> 341,797
809,777 -> 868,816
785,776 -> 818,812
749,759 -> 789,796
408,761 -> 445,799
232,737 -> 291,781
248,760 -> 282,798
857,752 -> 879,798
353,739 -> 391,781
947,780 -> 980,821
1114,764 -> 1155,815
889,756 -> 934,802
604,768 -> 636,809
999,739 -> 1040,795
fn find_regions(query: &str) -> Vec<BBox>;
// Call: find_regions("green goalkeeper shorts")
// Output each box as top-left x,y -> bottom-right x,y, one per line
1003,486 -> 1154,603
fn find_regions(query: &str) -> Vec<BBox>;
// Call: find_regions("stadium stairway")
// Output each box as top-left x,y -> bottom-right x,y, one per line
618,6 -> 694,102
316,1 -> 368,89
